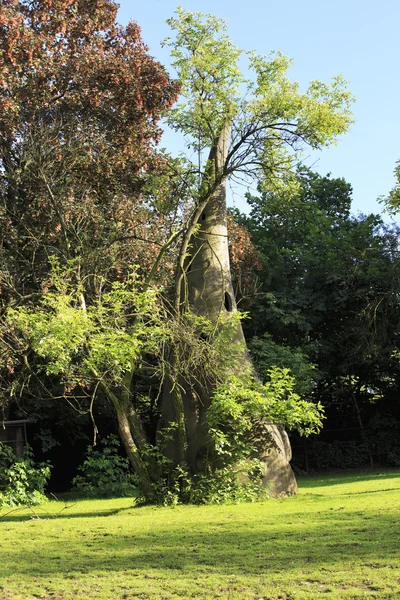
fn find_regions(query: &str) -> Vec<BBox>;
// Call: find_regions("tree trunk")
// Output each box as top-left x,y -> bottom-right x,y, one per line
100,380 -> 154,496
114,397 -> 154,496
162,122 -> 297,496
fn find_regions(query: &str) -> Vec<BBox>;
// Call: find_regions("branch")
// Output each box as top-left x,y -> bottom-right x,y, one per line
39,169 -> 71,259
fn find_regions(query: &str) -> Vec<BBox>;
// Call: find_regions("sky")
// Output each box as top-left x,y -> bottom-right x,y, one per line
116,0 -> 400,219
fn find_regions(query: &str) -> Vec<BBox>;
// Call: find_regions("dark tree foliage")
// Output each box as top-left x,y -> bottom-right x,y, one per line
232,169 -> 400,468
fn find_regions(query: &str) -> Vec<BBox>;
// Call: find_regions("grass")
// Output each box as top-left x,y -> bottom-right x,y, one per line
1,470 -> 400,600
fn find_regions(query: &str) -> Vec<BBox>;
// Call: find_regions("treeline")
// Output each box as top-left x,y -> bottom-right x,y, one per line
232,168 -> 400,470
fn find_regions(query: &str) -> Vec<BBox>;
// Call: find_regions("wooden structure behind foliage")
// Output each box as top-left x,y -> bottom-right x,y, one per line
0,420 -> 33,456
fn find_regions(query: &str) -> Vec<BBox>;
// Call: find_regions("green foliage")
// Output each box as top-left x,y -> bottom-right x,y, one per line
134,420 -> 268,507
384,159 -> 400,212
303,440 -> 371,471
166,309 -> 250,387
72,436 -> 138,498
249,333 -> 317,396
234,170 -> 400,468
208,368 -> 324,465
142,460 -> 268,506
164,8 -> 353,189
367,413 -> 400,467
7,263 -> 165,391
0,443 -> 51,507
241,169 -> 400,369
182,464 -> 268,505
164,7 -> 243,149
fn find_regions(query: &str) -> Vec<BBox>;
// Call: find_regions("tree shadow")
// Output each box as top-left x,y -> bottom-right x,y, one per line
298,470 -> 400,490
1,505 -> 399,582
0,503 -> 137,523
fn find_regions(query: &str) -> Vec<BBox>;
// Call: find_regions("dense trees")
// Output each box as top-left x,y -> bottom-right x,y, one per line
0,0 -> 180,494
3,2 -> 382,501
232,170 -> 400,468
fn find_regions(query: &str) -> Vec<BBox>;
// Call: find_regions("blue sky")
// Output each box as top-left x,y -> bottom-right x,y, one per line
117,0 -> 399,219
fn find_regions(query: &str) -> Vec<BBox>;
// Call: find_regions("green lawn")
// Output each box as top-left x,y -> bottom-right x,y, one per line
1,471 -> 400,600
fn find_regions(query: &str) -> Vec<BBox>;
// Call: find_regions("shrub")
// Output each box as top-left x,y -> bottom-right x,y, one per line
182,463 -> 269,505
0,443 -> 51,507
304,440 -> 370,470
366,414 -> 400,467
208,368 -> 324,467
72,435 -> 138,498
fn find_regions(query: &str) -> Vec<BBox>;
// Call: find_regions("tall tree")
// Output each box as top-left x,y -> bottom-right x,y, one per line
0,0 -> 179,296
159,9 -> 353,494
0,0 -> 179,494
236,170 -> 400,468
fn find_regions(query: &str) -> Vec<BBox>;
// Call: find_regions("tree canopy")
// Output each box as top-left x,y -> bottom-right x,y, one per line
0,3 -> 366,502
232,170 -> 400,469
164,7 -> 353,192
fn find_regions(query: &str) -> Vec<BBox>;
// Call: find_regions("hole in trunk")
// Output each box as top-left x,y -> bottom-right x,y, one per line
201,212 -> 206,221
224,291 -> 233,312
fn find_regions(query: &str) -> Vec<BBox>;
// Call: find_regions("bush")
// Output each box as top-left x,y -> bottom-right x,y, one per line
0,443 -> 51,507
72,435 -> 138,498
208,369 -> 324,467
142,460 -> 269,507
183,464 -> 269,505
366,414 -> 400,467
303,440 -> 370,471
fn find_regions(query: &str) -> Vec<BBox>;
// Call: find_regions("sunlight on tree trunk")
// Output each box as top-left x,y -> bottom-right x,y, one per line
162,122 -> 297,495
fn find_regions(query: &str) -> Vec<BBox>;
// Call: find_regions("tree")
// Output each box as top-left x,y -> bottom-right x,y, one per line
1,5 -> 350,500
156,9 -> 353,494
235,170 -> 400,469
0,0 -> 179,494
385,160 -> 400,211
0,0 -> 180,295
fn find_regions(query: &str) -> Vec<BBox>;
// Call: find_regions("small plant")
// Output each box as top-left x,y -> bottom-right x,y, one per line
72,435 -> 138,498
182,462 -> 269,505
0,443 -> 51,507
141,461 -> 268,506
208,368 -> 324,466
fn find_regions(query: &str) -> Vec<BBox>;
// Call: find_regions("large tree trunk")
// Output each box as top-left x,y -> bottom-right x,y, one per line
162,123 -> 297,496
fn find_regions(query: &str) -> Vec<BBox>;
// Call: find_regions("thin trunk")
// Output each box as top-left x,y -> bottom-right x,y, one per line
170,384 -> 187,464
353,379 -> 374,468
98,381 -> 153,495
114,398 -> 153,496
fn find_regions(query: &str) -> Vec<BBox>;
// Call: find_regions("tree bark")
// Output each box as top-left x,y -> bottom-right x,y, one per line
162,122 -> 298,496
99,381 -> 154,496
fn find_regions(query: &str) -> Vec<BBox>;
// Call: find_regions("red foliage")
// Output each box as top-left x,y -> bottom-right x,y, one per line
0,0 -> 180,293
0,0 -> 178,155
227,214 -> 262,302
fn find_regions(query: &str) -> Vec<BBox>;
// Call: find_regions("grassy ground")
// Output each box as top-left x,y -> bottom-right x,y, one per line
1,470 -> 400,600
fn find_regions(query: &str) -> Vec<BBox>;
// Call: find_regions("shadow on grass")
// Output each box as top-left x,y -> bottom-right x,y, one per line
298,469 -> 400,490
1,505 -> 399,581
0,503 -> 137,523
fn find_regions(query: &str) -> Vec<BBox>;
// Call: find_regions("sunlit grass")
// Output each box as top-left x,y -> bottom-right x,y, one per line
1,470 -> 400,599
